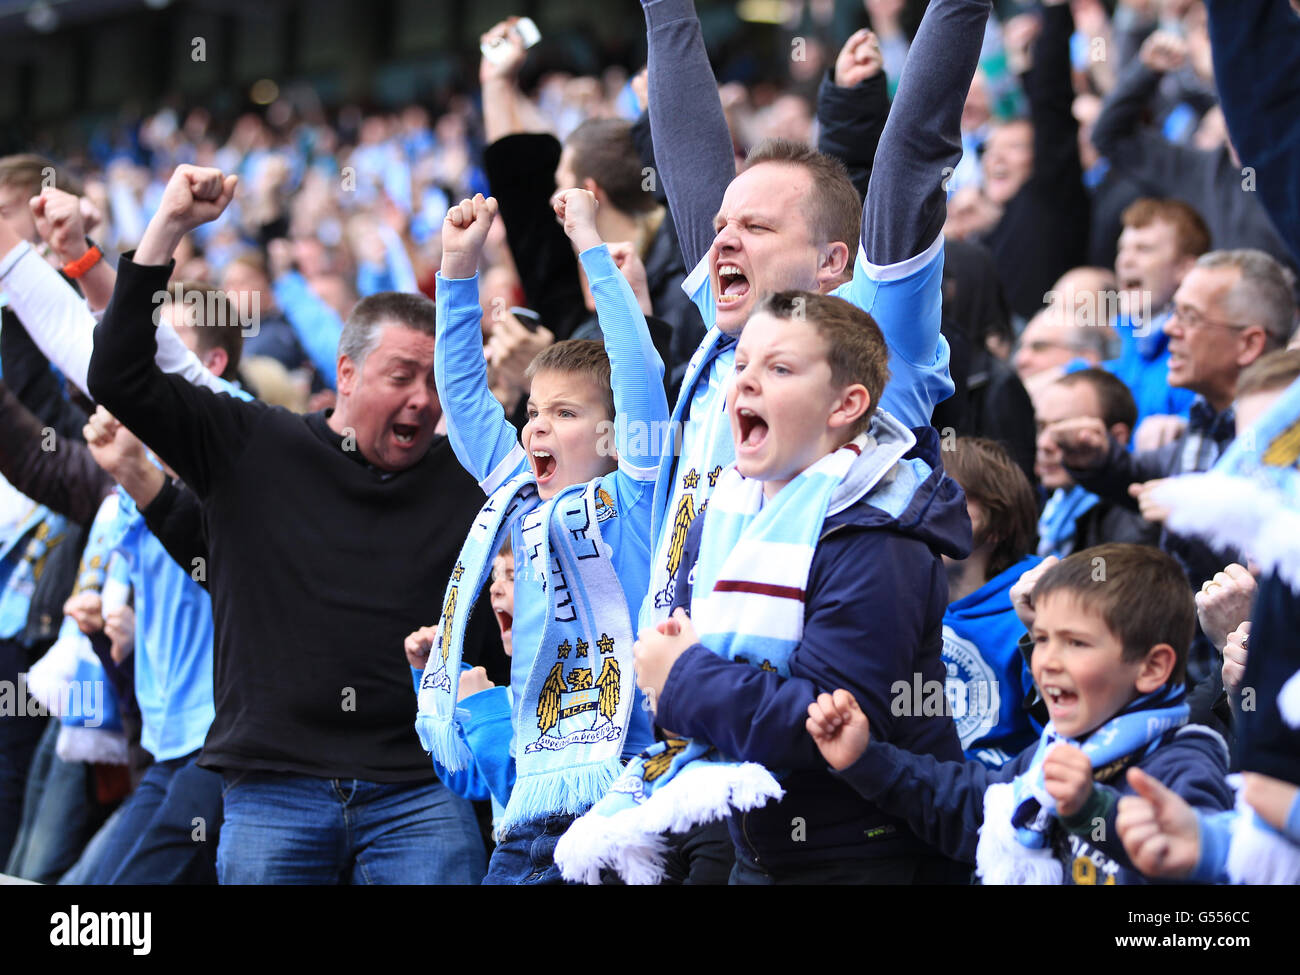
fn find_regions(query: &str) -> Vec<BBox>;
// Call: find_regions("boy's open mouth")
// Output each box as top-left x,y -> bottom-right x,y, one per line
1043,686 -> 1078,709
531,449 -> 557,482
717,264 -> 750,306
493,606 -> 513,638
393,422 -> 420,445
736,406 -> 769,450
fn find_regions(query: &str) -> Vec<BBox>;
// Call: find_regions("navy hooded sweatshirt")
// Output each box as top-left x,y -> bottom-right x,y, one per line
659,425 -> 972,874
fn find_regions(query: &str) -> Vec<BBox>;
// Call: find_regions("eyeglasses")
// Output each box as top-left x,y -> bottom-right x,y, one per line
1170,304 -> 1256,332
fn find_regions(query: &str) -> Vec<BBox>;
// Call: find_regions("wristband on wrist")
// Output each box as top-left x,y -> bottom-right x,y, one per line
62,242 -> 102,279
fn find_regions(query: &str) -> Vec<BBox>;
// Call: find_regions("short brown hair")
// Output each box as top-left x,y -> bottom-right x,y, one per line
1236,348 -> 1300,398
0,153 -> 83,198
565,119 -> 657,215
743,139 -> 861,260
1033,543 -> 1194,685
525,339 -> 614,420
161,280 -> 243,379
340,291 -> 438,369
1121,198 -> 1211,259
1054,368 -> 1139,433
943,438 -> 1038,579
756,290 -> 889,438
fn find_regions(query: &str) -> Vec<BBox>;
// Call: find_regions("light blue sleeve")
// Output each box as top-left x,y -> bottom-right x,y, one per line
835,234 -> 953,429
460,686 -> 517,808
578,244 -> 668,477
434,272 -> 527,492
410,664 -> 495,802
1189,808 -> 1237,884
274,271 -> 342,388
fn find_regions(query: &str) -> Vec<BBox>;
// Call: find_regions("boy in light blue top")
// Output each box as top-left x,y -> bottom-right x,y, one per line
412,190 -> 665,884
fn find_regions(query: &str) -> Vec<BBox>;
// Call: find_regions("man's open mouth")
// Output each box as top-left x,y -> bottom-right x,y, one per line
736,406 -> 769,450
717,263 -> 751,306
393,423 -> 420,445
531,449 -> 557,481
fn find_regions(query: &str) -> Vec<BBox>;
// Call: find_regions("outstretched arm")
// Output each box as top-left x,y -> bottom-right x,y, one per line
641,0 -> 736,271
862,0 -> 990,266
435,195 -> 527,492
817,30 -> 891,202
0,218 -> 236,400
843,0 -> 991,427
87,166 -> 266,498
0,380 -> 112,525
555,189 -> 669,475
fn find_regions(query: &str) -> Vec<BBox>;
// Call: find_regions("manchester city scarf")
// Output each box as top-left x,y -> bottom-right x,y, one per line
644,329 -> 735,622
416,469 -> 538,771
977,685 -> 1188,885
559,424 -> 913,884
26,495 -> 130,764
1037,485 -> 1100,559
501,478 -> 636,831
1154,374 -> 1300,587
415,472 -> 638,828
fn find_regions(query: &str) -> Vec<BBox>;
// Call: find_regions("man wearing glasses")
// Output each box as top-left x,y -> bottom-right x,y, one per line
1053,248 -> 1295,689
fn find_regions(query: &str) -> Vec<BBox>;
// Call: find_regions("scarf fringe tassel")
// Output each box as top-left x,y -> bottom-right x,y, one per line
499,757 -> 622,834
555,761 -> 783,885
976,782 -> 1064,885
56,725 -> 130,765
416,714 -> 471,772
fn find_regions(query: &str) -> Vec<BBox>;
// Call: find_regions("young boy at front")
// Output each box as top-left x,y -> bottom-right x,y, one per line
413,190 -> 665,884
806,543 -> 1236,885
631,291 -> 973,884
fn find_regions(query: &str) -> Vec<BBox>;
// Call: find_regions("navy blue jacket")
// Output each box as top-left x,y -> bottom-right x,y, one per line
837,720 -> 1234,885
659,426 -> 972,874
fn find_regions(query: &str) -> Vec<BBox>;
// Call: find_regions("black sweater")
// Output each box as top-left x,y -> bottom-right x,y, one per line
88,255 -> 497,781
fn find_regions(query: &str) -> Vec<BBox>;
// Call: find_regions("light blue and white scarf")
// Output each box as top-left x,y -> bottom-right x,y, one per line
26,495 -> 130,765
1037,485 -> 1100,559
560,421 -> 917,883
1155,374 -> 1300,588
415,472 -> 636,830
644,329 -> 735,621
977,685 -> 1188,885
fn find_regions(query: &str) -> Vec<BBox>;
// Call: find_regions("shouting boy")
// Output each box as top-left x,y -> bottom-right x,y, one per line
807,544 -> 1235,884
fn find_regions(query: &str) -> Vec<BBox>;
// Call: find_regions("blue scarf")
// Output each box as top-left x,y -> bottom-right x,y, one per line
644,329 -> 735,621
977,685 -> 1188,884
415,472 -> 636,830
26,495 -> 129,764
1037,485 -> 1100,559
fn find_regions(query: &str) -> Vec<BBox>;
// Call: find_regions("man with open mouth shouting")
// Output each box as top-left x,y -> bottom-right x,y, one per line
637,0 -> 991,622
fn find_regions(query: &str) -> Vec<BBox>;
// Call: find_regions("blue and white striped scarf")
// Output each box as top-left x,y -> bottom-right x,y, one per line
415,472 -> 636,830
644,329 -> 735,622
26,495 -> 130,764
977,685 -> 1188,885
560,421 -> 917,883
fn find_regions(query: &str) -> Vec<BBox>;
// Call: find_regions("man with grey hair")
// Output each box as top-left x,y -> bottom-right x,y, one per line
1054,247 -> 1296,689
87,165 -> 501,884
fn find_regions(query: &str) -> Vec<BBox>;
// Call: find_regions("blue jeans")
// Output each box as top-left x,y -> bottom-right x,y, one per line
216,771 -> 485,884
74,751 -> 222,884
483,812 -> 581,885
5,719 -> 115,883
0,639 -> 47,866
